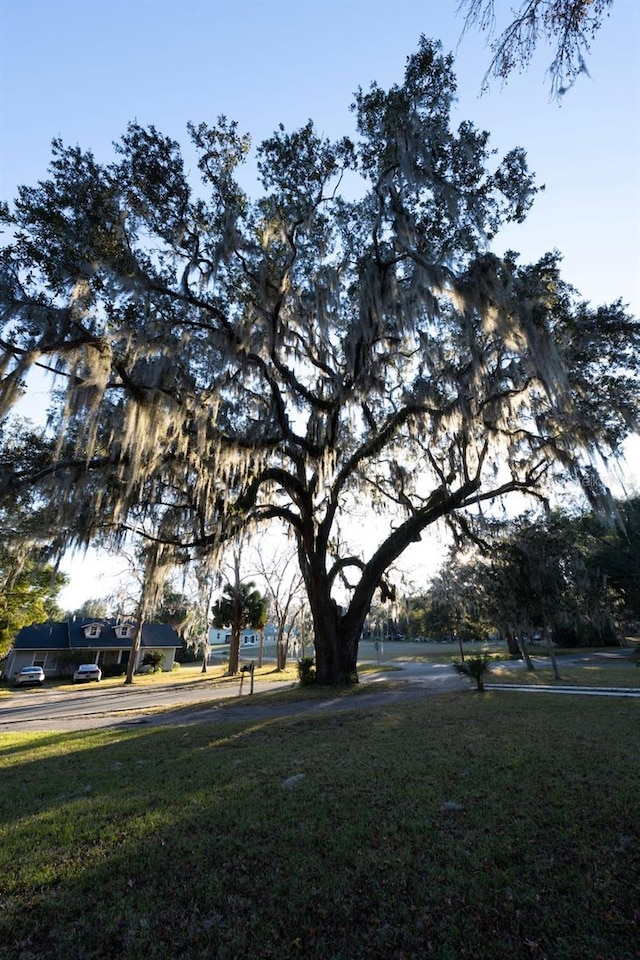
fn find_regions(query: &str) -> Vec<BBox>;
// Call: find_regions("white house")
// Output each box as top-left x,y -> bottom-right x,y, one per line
208,626 -> 272,647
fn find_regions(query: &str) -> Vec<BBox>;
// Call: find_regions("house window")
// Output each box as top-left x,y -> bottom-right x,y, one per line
100,651 -> 120,666
84,623 -> 102,640
114,623 -> 135,640
33,651 -> 47,667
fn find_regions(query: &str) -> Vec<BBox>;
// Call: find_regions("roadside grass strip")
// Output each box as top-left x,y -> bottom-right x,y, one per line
489,664 -> 640,689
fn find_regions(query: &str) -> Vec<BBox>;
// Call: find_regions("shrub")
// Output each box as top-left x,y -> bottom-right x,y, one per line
297,656 -> 316,686
142,650 -> 165,672
100,663 -> 127,678
453,655 -> 492,692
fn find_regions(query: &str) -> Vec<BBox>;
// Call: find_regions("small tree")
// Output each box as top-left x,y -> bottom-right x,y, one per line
585,496 -> 640,633
297,655 -> 316,687
142,649 -> 165,672
453,654 -> 492,692
120,542 -> 172,685
155,571 -> 214,669
192,562 -> 218,672
252,533 -> 306,670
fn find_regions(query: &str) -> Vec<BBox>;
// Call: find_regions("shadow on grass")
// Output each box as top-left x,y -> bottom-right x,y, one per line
1,694 -> 639,959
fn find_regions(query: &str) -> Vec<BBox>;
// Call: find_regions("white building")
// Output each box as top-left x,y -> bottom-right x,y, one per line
208,624 -> 277,648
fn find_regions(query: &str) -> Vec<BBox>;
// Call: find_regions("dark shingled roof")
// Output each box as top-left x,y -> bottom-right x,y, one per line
13,618 -> 180,651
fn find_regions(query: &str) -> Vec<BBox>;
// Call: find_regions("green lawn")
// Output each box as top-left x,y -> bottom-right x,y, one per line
489,663 -> 640,688
1,690 -> 638,959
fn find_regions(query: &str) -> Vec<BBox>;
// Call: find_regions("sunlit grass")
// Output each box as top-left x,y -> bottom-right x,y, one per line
1,692 -> 637,959
2,659 -> 299,695
372,640 -> 503,663
490,663 -> 640,688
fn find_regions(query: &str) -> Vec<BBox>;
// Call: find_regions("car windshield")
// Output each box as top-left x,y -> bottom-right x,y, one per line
22,668 -> 40,673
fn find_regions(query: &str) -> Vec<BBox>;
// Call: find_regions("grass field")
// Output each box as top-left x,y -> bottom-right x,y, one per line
489,663 -> 640,688
1,688 -> 638,960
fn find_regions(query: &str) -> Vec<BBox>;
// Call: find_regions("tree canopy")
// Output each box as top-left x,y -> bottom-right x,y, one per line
1,38 -> 638,684
429,497 -> 640,653
0,419 -> 69,655
476,512 -> 613,652
582,496 -> 640,628
0,549 -> 67,657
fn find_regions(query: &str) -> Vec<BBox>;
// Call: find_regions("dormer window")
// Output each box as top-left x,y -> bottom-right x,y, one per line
83,623 -> 102,640
114,623 -> 136,640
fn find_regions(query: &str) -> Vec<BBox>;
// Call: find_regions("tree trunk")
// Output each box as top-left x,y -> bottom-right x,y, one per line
124,595 -> 146,685
276,627 -> 287,671
227,551 -> 242,675
310,581 -> 363,685
544,625 -> 562,680
301,479 -> 483,685
314,610 -> 359,685
298,541 -> 386,684
200,633 -> 209,673
519,634 -> 536,671
228,622 -> 240,675
505,633 -> 520,656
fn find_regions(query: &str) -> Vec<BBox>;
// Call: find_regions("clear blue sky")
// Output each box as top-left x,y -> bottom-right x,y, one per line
2,0 -> 638,314
1,0 -> 639,605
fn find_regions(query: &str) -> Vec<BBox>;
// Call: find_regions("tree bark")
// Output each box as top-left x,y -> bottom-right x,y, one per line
124,592 -> 147,685
544,624 -> 562,681
505,633 -> 520,656
314,623 -> 359,685
227,552 -> 242,676
519,634 -> 536,671
276,629 -> 287,671
228,621 -> 241,675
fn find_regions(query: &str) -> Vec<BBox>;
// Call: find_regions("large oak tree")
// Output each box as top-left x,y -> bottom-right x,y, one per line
1,39 -> 637,684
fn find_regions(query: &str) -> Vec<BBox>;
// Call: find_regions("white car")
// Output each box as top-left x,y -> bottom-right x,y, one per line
14,666 -> 45,686
73,664 -> 102,683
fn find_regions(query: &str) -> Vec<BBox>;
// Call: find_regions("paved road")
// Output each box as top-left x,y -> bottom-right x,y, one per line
1,651 -> 638,733
0,669 -> 294,732
0,655 -> 472,732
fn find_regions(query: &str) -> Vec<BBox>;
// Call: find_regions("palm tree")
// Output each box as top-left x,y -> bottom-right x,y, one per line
453,654 -> 492,692
212,580 -> 268,675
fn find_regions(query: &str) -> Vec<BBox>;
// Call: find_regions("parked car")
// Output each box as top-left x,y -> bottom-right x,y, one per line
73,664 -> 102,683
14,666 -> 45,686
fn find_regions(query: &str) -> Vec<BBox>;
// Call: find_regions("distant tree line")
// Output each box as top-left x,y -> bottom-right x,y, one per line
382,496 -> 639,649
